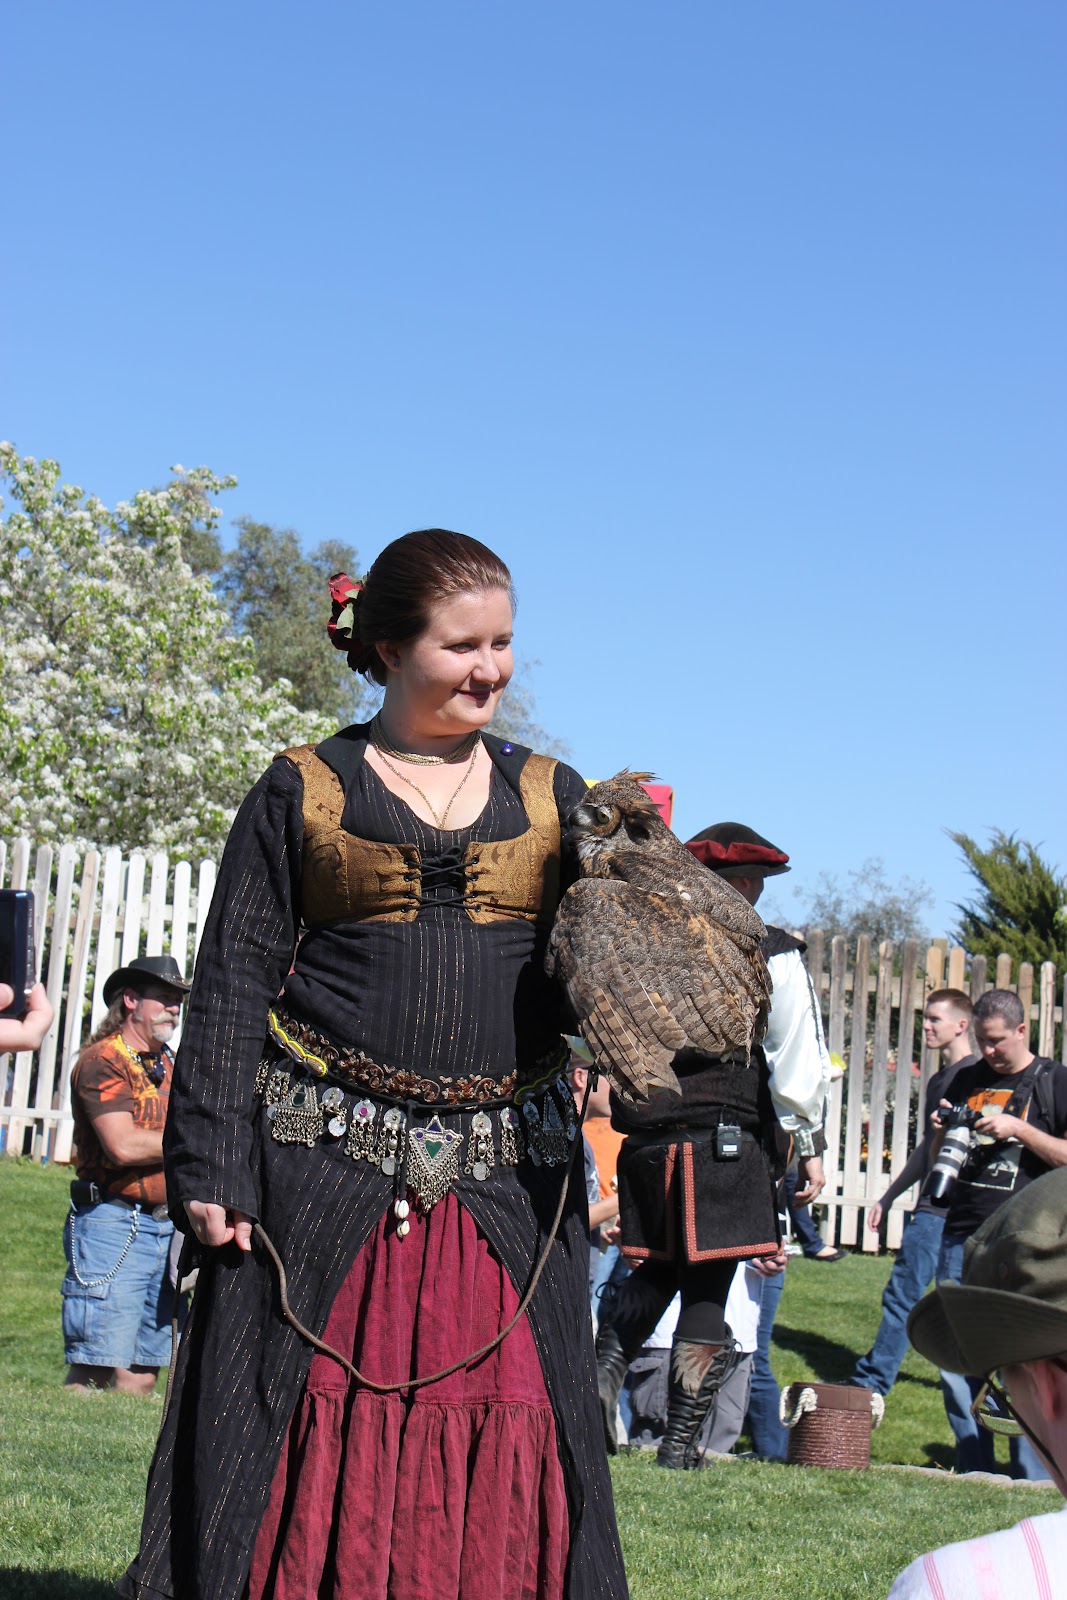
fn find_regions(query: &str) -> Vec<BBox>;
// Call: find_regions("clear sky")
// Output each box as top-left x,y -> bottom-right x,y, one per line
5,2 -> 1064,936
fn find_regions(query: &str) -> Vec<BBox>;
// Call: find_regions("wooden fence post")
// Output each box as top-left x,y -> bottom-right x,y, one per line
821,935 -> 848,1245
886,940 -> 920,1250
840,935 -> 871,1246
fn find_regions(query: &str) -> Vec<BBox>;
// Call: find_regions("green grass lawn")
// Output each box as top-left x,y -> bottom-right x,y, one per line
1,1160 -> 1061,1599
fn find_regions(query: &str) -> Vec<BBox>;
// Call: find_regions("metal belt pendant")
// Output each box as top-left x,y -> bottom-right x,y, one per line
558,1079 -> 579,1146
262,1066 -> 292,1121
271,1078 -> 323,1147
499,1106 -> 521,1164
345,1098 -> 379,1161
321,1085 -> 347,1139
379,1107 -> 405,1175
523,1100 -> 544,1165
465,1111 -> 495,1180
408,1116 -> 464,1210
537,1094 -> 569,1166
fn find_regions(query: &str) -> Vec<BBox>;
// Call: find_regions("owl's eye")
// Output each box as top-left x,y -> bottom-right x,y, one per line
594,805 -> 615,827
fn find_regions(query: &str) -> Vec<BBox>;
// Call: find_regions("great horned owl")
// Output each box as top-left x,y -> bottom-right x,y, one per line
547,772 -> 771,1103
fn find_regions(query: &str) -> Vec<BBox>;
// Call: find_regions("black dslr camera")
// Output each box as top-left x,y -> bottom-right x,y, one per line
922,1102 -> 984,1206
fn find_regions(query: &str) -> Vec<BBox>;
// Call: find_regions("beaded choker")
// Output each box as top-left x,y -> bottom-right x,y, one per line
369,713 -> 481,767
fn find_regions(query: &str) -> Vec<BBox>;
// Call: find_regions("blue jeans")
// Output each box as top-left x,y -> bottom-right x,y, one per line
784,1166 -> 824,1255
852,1209 -> 944,1396
936,1231 -> 1046,1479
745,1268 -> 788,1460
62,1200 -> 177,1369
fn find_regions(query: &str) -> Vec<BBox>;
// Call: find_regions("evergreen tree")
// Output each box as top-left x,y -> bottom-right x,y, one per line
951,830 -> 1067,968
217,519 -> 376,727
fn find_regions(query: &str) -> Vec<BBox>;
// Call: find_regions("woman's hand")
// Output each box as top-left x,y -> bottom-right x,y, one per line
185,1201 -> 254,1252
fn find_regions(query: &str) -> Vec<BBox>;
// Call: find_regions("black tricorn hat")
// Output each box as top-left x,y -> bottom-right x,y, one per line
102,955 -> 191,1008
685,822 -> 791,880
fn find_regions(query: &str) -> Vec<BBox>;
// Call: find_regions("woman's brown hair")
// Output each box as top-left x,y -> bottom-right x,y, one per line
341,528 -> 514,687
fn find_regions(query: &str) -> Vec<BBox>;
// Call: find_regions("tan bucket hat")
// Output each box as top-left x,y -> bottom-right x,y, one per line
908,1167 -> 1067,1376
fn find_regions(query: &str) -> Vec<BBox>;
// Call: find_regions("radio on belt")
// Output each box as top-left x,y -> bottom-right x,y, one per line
715,1123 -> 743,1160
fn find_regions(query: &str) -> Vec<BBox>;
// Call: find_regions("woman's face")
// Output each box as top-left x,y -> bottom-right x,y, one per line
381,586 -> 514,733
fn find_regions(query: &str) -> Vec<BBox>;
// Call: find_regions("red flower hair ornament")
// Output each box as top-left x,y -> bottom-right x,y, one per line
327,573 -> 365,665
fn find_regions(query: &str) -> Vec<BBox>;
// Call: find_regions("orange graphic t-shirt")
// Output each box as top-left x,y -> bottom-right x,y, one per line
71,1033 -> 173,1206
584,1116 -> 625,1200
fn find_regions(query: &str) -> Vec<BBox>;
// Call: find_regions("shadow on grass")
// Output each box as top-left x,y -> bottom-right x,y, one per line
772,1321 -> 858,1382
0,1574 -> 117,1599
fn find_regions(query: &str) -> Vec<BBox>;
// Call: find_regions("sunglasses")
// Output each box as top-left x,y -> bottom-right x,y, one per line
971,1374 -> 1051,1467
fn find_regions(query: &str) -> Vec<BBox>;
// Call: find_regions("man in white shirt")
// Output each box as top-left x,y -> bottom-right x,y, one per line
886,1168 -> 1067,1597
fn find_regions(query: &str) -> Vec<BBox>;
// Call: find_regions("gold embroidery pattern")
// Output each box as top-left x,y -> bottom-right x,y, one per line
277,742 -> 561,929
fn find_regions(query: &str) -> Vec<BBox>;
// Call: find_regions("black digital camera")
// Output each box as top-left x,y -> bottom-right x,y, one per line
922,1102 -> 984,1206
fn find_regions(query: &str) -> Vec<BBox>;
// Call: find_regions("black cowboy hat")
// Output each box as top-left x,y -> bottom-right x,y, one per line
684,822 -> 791,880
102,955 -> 191,1008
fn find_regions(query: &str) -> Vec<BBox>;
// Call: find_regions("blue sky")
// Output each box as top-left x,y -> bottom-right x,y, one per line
5,2 -> 1064,936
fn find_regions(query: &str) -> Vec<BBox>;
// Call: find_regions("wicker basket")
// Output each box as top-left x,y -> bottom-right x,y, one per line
780,1382 -> 882,1470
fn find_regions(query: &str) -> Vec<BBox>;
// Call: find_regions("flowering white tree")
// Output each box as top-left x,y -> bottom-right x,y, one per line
0,445 -> 332,855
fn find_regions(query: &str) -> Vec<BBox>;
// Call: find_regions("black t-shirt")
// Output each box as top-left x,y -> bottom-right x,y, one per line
915,1055 -> 976,1215
943,1055 -> 1067,1235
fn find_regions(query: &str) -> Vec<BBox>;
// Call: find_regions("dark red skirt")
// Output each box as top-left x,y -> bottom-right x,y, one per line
247,1195 -> 569,1600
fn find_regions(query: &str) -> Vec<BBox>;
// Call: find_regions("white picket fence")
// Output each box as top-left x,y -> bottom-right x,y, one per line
0,838 -> 215,1163
3,835 -> 1065,1257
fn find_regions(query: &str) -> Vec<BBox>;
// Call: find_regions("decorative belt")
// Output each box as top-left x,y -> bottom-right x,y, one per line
265,1007 -> 566,1107
256,1013 -> 579,1217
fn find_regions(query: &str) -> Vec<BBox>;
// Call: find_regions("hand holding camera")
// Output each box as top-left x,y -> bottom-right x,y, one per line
0,982 -> 54,1054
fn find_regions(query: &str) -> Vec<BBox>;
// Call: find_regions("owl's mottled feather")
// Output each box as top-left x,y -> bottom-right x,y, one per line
547,772 -> 771,1102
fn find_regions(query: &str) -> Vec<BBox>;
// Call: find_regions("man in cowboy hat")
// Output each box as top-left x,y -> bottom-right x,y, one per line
886,1169 -> 1067,1595
62,956 -> 190,1393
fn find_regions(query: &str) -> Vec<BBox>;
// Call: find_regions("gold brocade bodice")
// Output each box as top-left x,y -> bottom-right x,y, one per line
279,744 -> 562,929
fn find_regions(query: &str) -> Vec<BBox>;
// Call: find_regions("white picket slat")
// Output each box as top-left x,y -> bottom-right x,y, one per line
51,851 -> 102,1165
146,854 -> 169,956
90,848 -> 125,1031
120,852 -> 147,968
34,846 -> 78,1155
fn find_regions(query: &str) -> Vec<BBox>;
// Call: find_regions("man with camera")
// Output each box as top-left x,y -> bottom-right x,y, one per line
849,988 -> 976,1398
925,988 -> 1067,1476
62,955 -> 189,1393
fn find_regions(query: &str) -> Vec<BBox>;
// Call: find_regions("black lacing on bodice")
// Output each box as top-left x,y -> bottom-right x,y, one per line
417,846 -> 481,910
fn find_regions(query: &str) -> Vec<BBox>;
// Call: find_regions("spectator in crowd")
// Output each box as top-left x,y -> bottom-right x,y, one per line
572,1050 -> 622,1301
570,1042 -> 626,1311
703,1251 -> 788,1457
0,982 -> 54,1054
849,989 -> 976,1397
617,1262 -> 764,1459
887,1168 -> 1067,1596
62,955 -> 189,1393
783,1158 -> 843,1261
928,987 -> 1067,1477
690,822 -> 835,1455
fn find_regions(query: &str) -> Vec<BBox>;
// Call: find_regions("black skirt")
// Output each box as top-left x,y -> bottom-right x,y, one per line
617,1129 -> 780,1263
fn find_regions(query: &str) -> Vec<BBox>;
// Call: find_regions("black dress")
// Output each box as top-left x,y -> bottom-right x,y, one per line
119,727 -> 629,1600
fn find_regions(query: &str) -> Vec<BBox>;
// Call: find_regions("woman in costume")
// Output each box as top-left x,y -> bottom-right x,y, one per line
120,529 -> 628,1600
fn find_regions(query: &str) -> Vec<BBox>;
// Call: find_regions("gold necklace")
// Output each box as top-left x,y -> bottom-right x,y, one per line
374,741 -> 481,830
370,712 -> 480,767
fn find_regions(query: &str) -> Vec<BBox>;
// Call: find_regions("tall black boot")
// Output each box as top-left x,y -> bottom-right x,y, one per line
656,1332 -> 740,1470
595,1273 -> 672,1456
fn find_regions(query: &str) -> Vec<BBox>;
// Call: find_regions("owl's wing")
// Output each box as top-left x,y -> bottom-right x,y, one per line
547,880 -> 771,1103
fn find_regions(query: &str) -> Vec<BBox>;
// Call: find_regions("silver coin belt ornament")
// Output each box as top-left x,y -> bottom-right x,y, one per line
258,1059 -> 578,1225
